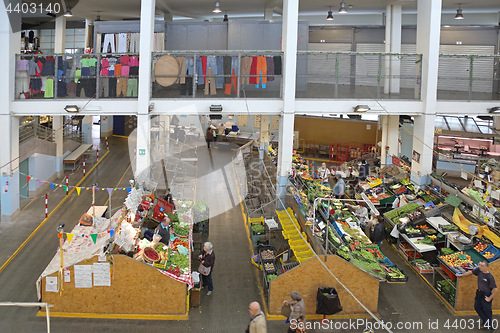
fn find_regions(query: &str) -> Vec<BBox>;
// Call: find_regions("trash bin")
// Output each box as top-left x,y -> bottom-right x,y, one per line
316,287 -> 342,315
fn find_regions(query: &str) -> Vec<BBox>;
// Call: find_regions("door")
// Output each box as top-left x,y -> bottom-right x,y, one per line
19,159 -> 29,200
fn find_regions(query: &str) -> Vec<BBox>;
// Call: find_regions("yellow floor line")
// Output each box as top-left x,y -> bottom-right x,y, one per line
20,196 -> 37,213
104,162 -> 131,206
112,134 -> 129,139
0,150 -> 110,275
36,311 -> 188,320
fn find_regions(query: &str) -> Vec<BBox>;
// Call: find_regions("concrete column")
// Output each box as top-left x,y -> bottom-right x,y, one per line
136,0 -> 155,175
259,115 -> 271,169
85,19 -> 93,50
411,0 -> 442,187
54,15 -> 66,53
264,8 -> 274,21
53,116 -> 64,177
100,116 -> 113,137
1,1 -> 21,222
380,115 -> 389,165
276,0 -> 298,197
384,4 -> 402,94
388,115 -> 400,160
81,116 -> 93,144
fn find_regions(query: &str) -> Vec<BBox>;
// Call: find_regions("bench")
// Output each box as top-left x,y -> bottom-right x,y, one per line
63,144 -> 92,171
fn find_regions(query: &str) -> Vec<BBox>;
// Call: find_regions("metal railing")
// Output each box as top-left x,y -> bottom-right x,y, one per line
19,122 -> 55,143
437,54 -> 500,101
63,125 -> 84,143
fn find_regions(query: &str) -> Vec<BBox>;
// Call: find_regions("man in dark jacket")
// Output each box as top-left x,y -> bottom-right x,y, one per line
370,216 -> 385,248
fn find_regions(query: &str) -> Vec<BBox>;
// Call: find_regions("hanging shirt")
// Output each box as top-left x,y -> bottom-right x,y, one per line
17,59 -> 29,71
80,58 -> 98,67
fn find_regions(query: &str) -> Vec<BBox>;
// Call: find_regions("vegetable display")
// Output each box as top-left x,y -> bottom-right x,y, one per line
167,253 -> 190,271
440,251 -> 474,273
173,223 -> 190,237
261,250 -> 275,261
267,274 -> 277,282
252,224 -> 265,234
171,238 -> 189,251
263,263 -> 276,272
192,200 -> 208,213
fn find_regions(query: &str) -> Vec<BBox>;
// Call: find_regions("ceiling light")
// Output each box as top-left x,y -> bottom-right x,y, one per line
339,1 -> 347,14
488,107 -> 500,114
354,105 -> 370,113
64,6 -> 72,17
326,7 -> 334,21
210,105 -> 223,112
213,1 -> 221,13
223,11 -> 228,22
95,11 -> 101,22
443,25 -> 450,27
64,105 -> 79,113
455,5 -> 464,20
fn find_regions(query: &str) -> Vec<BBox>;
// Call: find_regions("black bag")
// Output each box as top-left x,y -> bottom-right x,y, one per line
316,287 -> 343,315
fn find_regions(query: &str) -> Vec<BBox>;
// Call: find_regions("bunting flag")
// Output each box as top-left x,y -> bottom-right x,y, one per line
66,233 -> 74,244
90,234 -> 98,244
107,188 -> 113,195
76,187 -> 81,195
37,180 -> 42,187
50,183 -> 54,191
126,187 -> 132,193
26,176 -> 31,183
63,186 -> 67,192
110,229 -> 115,238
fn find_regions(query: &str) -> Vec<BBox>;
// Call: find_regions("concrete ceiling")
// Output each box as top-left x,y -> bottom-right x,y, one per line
21,0 -> 500,26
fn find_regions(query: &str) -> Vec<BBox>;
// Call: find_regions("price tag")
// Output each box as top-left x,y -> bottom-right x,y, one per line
318,222 -> 326,230
63,268 -> 71,283
98,253 -> 106,262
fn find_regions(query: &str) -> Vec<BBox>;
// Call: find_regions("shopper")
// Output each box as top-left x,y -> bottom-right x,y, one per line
172,124 -> 179,141
316,163 -> 331,187
206,126 -> 214,149
370,216 -> 385,248
457,261 -> 498,332
198,242 -> 215,296
155,216 -> 172,244
283,291 -> 306,333
333,174 -> 345,199
163,188 -> 175,210
246,301 -> 267,333
358,160 -> 370,182
366,213 -> 378,239
177,126 -> 186,144
346,202 -> 368,231
217,122 -> 226,141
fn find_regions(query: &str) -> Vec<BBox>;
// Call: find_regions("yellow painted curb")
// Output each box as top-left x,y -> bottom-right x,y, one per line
36,311 -> 188,320
0,150 -> 110,275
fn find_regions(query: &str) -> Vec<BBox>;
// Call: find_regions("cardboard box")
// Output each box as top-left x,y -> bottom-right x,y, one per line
190,288 -> 201,308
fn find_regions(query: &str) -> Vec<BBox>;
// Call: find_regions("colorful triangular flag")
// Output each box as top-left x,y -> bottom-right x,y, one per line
63,186 -> 67,192
50,183 -> 54,191
66,233 -> 74,244
126,187 -> 132,193
90,234 -> 97,244
26,176 -> 30,183
37,180 -> 42,187
107,188 -> 113,195
110,229 -> 115,238
76,187 -> 81,195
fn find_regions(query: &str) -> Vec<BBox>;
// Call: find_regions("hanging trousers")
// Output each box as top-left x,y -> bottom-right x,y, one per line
204,68 -> 216,95
255,56 -> 267,88
225,56 -> 239,95
240,57 -> 252,85
102,34 -> 116,53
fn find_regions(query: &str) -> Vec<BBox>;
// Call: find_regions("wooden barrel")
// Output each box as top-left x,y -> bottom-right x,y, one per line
154,55 -> 179,87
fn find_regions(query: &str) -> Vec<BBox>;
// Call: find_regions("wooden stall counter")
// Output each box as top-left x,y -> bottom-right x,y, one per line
39,255 -> 187,319
269,255 -> 379,316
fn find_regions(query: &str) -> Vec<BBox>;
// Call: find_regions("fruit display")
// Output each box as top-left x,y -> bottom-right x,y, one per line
475,243 -> 488,252
367,247 -> 386,260
171,238 -> 189,251
483,252 -> 495,259
440,251 -> 474,273
261,250 -> 276,261
144,247 -> 160,263
167,266 -> 182,277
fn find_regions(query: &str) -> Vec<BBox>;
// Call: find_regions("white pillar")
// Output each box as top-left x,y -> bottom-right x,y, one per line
54,15 -> 66,53
277,0 -> 298,198
384,4 -> 402,94
53,116 -> 64,177
411,0 -> 441,187
259,115 -> 270,169
82,116 -> 93,144
136,0 -> 155,176
380,115 -> 389,165
85,19 -> 93,50
100,116 -> 112,137
1,1 -> 21,222
387,115 -> 400,160
264,8 -> 274,21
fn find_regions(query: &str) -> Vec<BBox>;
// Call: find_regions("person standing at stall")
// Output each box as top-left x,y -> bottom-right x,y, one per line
206,126 -> 214,149
246,301 -> 267,333
457,261 -> 498,332
198,242 -> 215,296
370,216 -> 385,248
316,163 -> 331,187
333,174 -> 345,199
346,202 -> 369,232
155,216 -> 172,244
283,291 -> 306,333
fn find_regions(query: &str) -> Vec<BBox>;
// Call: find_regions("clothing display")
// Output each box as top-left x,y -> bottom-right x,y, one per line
99,32 -> 162,53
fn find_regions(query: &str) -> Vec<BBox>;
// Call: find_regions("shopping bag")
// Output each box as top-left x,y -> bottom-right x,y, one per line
281,303 -> 291,318
316,287 -> 342,315
198,264 -> 211,276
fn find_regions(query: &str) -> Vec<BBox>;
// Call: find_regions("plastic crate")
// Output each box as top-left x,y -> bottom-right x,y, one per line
385,264 -> 409,283
416,263 -> 434,274
480,244 -> 500,262
249,216 -> 265,225
259,245 -> 277,263
378,257 -> 394,267
263,262 -> 277,275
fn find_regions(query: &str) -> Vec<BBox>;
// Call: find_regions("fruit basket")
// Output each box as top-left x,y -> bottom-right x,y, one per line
143,247 -> 160,263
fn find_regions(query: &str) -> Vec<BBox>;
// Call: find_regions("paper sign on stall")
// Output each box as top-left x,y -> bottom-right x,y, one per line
45,276 -> 58,292
461,171 -> 467,180
474,179 -> 484,189
93,263 -> 111,287
63,268 -> 71,283
74,265 -> 93,288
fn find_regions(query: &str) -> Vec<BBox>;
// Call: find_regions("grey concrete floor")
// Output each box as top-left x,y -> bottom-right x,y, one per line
0,136 -> 497,333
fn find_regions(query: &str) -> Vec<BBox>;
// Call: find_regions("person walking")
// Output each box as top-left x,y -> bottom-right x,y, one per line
457,260 -> 498,332
177,126 -> 186,144
206,126 -> 214,149
358,160 -> 370,182
246,301 -> 267,333
198,242 -> 215,296
283,291 -> 306,332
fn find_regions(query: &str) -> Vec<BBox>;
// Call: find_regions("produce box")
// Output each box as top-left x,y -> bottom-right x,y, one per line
378,257 -> 393,267
259,245 -> 277,263
385,264 -> 409,283
416,262 -> 434,274
263,262 -> 277,275
479,244 -> 500,262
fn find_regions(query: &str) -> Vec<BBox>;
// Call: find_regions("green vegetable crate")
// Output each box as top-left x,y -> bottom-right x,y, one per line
385,264 -> 409,283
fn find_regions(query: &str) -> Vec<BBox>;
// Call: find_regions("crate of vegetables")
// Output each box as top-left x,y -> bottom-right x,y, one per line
384,264 -> 409,283
263,262 -> 277,275
259,246 -> 277,263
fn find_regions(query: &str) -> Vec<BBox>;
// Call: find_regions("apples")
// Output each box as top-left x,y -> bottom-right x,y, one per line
475,243 -> 488,252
